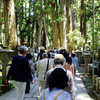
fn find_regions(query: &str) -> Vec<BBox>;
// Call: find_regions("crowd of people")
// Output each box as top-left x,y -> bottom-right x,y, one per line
6,46 -> 78,100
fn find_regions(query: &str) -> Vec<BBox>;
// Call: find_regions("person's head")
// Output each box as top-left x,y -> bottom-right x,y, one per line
47,53 -> 51,59
18,46 -> 28,56
26,53 -> 33,60
54,54 -> 64,65
48,68 -> 68,91
40,49 -> 45,53
42,53 -> 48,58
71,53 -> 75,58
66,57 -> 72,65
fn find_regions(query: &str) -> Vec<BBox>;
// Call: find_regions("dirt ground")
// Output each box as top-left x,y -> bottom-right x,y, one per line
77,66 -> 97,100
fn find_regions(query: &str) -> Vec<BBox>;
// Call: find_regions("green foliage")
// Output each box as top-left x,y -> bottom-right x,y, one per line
67,30 -> 85,51
18,20 -> 33,39
0,78 -> 2,84
13,0 -> 100,50
86,0 -> 100,51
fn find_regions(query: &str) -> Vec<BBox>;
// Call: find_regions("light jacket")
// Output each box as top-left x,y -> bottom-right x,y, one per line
37,58 -> 52,81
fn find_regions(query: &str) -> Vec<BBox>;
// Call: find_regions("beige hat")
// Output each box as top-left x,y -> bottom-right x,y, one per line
54,54 -> 64,62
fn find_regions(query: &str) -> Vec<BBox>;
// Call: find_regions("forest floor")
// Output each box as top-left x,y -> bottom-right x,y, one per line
77,66 -> 97,100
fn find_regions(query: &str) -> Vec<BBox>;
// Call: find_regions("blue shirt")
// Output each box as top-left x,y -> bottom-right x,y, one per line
72,57 -> 77,69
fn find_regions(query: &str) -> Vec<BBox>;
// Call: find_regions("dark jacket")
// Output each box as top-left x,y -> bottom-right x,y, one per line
6,55 -> 32,82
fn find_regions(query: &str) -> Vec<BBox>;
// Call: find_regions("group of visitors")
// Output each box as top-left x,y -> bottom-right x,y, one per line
5,46 -> 78,100
37,48 -> 78,100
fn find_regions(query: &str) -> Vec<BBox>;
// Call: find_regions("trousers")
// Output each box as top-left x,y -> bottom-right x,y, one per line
13,81 -> 26,100
38,80 -> 44,96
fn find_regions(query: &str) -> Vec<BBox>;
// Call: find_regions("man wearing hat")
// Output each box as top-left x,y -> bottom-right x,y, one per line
44,54 -> 75,100
6,46 -> 32,100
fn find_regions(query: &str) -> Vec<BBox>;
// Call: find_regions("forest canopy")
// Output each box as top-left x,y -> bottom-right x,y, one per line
0,0 -> 100,52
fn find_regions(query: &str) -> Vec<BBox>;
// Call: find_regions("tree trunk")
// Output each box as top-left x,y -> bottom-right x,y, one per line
80,0 -> 87,49
20,0 -> 24,45
80,0 -> 83,34
36,0 -> 43,50
15,1 -> 21,46
60,0 -> 67,48
51,3 -> 59,48
71,0 -> 76,31
43,14 -> 49,49
83,7 -> 87,44
28,0 -> 31,46
3,0 -> 17,50
42,31 -> 46,48
37,19 -> 42,49
31,20 -> 34,47
0,0 -> 3,43
66,0 -> 72,53
72,10 -> 76,31
36,22 -> 39,50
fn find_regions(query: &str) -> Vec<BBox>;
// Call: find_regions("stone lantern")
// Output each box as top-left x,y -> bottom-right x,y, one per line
77,51 -> 82,66
83,53 -> 91,75
0,48 -> 14,84
23,42 -> 29,46
84,44 -> 90,53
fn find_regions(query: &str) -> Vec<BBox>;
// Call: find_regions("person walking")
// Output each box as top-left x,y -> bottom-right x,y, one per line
44,54 -> 75,100
40,68 -> 71,100
6,46 -> 33,100
37,49 -> 45,61
25,53 -> 35,94
64,57 -> 75,78
37,53 -> 52,96
71,53 -> 77,76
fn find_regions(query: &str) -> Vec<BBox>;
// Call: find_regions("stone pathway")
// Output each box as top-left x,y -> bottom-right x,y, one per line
74,71 -> 91,100
0,70 -> 91,100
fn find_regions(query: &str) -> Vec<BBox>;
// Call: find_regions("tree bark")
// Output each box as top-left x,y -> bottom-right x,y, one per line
3,0 -> 17,50
66,0 -> 72,53
0,0 -> 3,43
51,3 -> 59,48
37,18 -> 42,49
71,0 -> 76,31
20,0 -> 24,45
60,0 -> 67,48
80,0 -> 83,33
80,0 -> 87,48
43,14 -> 49,49
28,0 -> 31,46
72,10 -> 76,31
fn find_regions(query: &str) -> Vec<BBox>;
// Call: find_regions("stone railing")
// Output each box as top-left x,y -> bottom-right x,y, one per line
83,53 -> 91,75
96,77 -> 100,94
93,75 -> 98,90
93,75 -> 100,97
